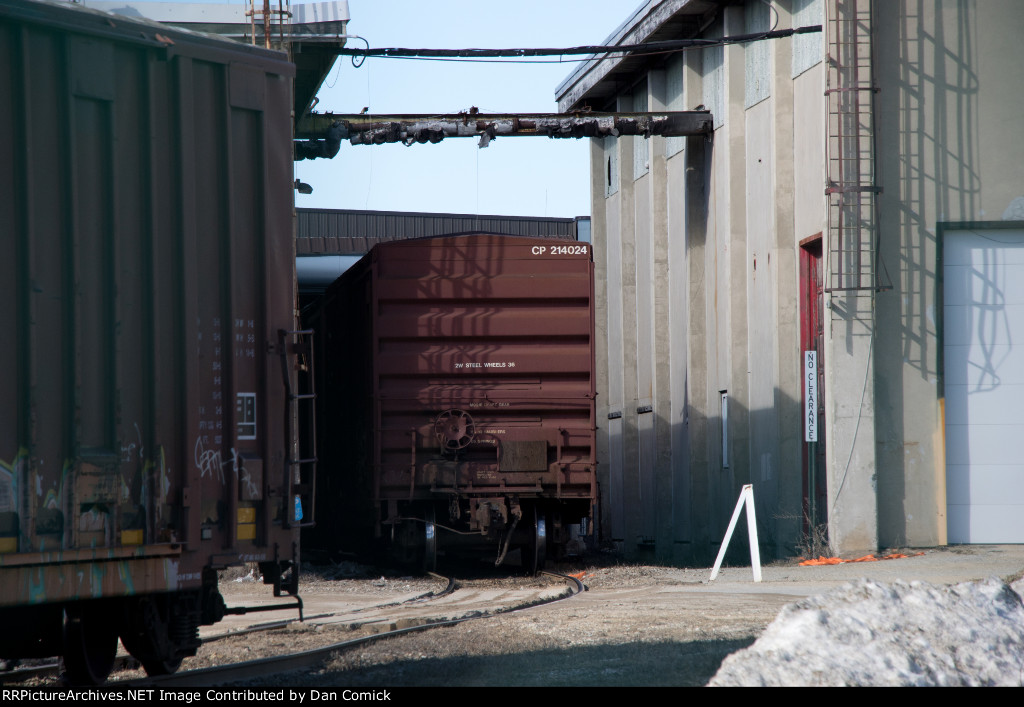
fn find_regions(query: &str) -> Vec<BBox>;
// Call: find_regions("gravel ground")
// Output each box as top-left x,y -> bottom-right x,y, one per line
24,545 -> 1021,687
219,561 -> 795,687
227,546 -> 1024,687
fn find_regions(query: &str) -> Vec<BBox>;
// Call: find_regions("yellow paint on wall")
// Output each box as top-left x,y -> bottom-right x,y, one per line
237,507 -> 256,524
0,537 -> 17,553
935,397 -> 947,545
237,523 -> 256,541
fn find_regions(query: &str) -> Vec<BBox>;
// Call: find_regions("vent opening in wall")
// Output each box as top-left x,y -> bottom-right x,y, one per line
604,136 -> 618,197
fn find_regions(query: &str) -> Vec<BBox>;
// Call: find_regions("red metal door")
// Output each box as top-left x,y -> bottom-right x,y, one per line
800,237 -> 827,531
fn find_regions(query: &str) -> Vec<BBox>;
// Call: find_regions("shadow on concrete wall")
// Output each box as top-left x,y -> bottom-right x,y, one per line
892,0 -> 981,381
873,1 -> 980,546
601,388 -> 811,568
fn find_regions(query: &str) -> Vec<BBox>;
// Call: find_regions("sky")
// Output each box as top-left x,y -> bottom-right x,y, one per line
290,0 -> 638,219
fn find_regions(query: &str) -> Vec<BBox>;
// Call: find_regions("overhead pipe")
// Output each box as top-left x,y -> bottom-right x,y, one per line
295,111 -> 713,150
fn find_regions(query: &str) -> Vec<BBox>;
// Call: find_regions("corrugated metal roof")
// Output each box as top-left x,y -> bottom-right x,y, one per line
296,208 -> 587,255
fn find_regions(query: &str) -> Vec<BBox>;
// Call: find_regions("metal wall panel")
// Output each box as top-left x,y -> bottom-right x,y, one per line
944,229 -> 1024,543
296,208 -> 582,255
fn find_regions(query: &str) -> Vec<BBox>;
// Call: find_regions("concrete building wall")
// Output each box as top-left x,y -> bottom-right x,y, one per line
793,63 -> 825,242
872,0 -> 1024,548
570,0 -> 1024,562
584,1 -> 813,563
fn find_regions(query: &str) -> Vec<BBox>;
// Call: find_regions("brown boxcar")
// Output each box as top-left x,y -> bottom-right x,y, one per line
0,0 -> 307,683
308,234 -> 596,571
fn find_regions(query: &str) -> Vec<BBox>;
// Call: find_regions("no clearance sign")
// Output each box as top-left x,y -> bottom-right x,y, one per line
804,351 -> 818,443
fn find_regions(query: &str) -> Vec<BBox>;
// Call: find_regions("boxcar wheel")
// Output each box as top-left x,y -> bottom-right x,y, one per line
118,595 -> 187,677
62,604 -> 118,686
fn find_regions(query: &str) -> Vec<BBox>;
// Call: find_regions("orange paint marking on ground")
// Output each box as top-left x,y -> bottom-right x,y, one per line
849,555 -> 879,562
798,556 -> 843,566
798,551 -> 926,566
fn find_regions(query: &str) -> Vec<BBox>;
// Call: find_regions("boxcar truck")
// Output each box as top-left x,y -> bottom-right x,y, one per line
0,0 -> 310,684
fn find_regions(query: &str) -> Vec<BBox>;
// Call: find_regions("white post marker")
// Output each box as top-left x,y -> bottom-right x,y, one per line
708,484 -> 762,582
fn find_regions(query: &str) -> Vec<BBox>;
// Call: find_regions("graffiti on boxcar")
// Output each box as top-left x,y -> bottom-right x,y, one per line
0,464 -> 11,514
0,451 -> 24,553
28,567 -> 45,604
120,422 -> 145,464
193,438 -> 256,497
0,453 -> 18,514
152,446 -> 171,529
31,461 -> 69,539
117,560 -> 136,595
194,437 -> 238,484
92,564 -> 107,598
20,556 -> 179,605
165,559 -> 185,587
239,465 -> 259,501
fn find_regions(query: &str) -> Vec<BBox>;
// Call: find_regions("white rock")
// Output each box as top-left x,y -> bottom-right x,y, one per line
708,577 -> 1024,687
1002,196 -> 1024,221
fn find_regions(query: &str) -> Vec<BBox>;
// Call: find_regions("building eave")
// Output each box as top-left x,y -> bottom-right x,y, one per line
555,0 -> 723,112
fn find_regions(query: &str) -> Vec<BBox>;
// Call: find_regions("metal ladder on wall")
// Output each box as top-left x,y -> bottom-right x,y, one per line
825,0 -> 890,294
280,328 -> 317,530
247,0 -> 292,49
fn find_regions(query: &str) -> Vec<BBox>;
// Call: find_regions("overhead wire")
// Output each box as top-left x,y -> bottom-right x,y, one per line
325,35 -> 370,87
333,25 -> 822,66
347,34 -> 370,68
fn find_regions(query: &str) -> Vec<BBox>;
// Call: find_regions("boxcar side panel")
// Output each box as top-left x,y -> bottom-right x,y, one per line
0,0 -> 297,605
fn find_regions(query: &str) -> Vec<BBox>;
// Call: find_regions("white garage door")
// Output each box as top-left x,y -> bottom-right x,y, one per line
945,228 -> 1024,543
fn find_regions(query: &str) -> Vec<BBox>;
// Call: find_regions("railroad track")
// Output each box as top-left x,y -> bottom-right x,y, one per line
125,571 -> 582,687
4,571 -> 582,687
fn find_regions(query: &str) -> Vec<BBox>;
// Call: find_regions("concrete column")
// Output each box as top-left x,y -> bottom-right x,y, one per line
822,0 -> 879,556
824,299 -> 878,555
770,0 -> 802,557
631,87 -> 657,550
648,69 -> 674,562
721,5 -> 750,546
676,49 -> 706,565
603,132 -> 625,548
616,93 -> 640,554
589,137 -> 612,545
